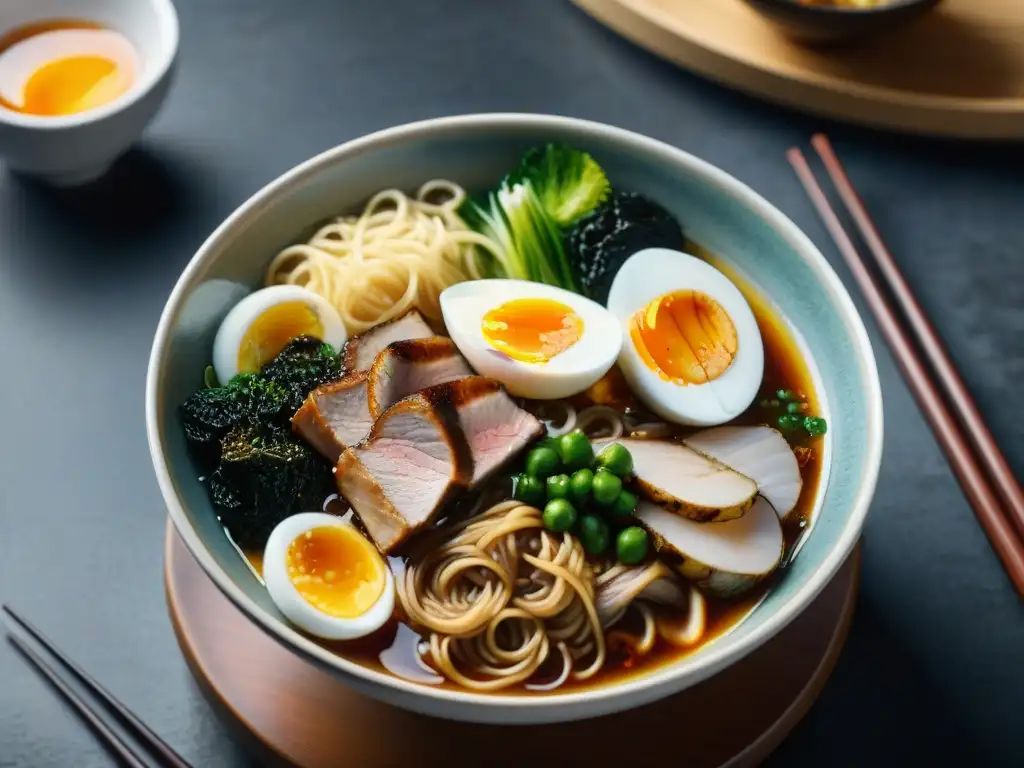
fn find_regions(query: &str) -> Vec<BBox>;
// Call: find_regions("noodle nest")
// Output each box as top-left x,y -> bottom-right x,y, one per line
264,181 -> 503,334
397,500 -> 606,692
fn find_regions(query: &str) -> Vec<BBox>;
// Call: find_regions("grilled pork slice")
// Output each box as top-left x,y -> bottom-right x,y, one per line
614,438 -> 758,522
450,377 -> 544,484
291,372 -> 373,463
337,377 -> 543,552
341,310 -> 433,372
336,388 -> 473,553
366,337 -> 474,419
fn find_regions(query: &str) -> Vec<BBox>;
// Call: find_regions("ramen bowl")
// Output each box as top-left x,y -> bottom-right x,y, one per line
147,114 -> 882,724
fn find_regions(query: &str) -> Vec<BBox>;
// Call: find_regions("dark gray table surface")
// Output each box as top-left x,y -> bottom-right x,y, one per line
1,1 -> 1022,765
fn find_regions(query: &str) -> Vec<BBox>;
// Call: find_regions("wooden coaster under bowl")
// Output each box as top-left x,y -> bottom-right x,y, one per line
165,523 -> 860,767
572,0 -> 1024,139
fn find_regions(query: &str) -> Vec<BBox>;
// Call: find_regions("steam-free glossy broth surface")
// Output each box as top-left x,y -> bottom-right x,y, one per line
242,240 -> 825,693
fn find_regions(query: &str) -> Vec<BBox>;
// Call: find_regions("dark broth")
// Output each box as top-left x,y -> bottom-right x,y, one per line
242,239 -> 825,693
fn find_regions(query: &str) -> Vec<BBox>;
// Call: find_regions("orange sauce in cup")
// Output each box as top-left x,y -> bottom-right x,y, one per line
0,19 -> 139,117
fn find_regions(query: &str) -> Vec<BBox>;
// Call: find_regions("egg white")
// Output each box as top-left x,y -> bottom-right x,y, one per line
440,279 -> 622,400
212,285 -> 347,384
263,512 -> 395,641
607,248 -> 764,427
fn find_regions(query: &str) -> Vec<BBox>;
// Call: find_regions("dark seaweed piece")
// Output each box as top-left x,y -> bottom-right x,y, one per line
229,373 -> 293,424
565,191 -> 685,305
180,374 -> 291,470
261,336 -> 342,412
209,424 -> 333,549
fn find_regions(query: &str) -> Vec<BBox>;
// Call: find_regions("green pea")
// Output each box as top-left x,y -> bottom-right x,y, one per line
569,468 -> 594,505
776,389 -> 796,401
592,469 -> 623,506
546,473 -> 571,500
525,446 -> 560,478
610,488 -> 638,517
578,514 -> 610,555
513,474 -> 545,506
616,526 -> 649,565
543,499 -> 577,532
538,435 -> 561,452
786,401 -> 806,415
777,413 -> 801,431
595,443 -> 633,477
804,416 -> 828,437
557,429 -> 594,471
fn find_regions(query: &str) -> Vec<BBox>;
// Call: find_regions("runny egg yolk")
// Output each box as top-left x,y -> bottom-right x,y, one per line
630,290 -> 738,385
286,526 -> 386,619
481,298 -> 584,363
238,301 -> 324,374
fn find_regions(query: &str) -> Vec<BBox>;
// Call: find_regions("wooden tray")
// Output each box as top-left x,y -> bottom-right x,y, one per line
165,523 -> 860,767
572,0 -> 1024,139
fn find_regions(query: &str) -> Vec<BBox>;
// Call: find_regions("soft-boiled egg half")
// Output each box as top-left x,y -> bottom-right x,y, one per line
440,279 -> 621,400
213,285 -> 347,384
263,513 -> 395,640
607,248 -> 764,426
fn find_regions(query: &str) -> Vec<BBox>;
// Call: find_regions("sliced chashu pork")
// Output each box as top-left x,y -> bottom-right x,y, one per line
449,376 -> 544,484
291,372 -> 374,463
336,387 -> 473,553
341,309 -> 433,372
366,337 -> 474,419
613,438 -> 757,522
294,335 -> 473,463
337,376 -> 543,552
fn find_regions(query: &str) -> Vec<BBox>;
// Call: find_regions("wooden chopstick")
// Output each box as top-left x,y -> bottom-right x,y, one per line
787,148 -> 1024,597
3,605 -> 194,768
811,134 -> 1024,542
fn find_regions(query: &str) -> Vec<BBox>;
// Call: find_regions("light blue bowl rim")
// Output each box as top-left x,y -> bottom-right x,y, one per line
146,113 -> 883,712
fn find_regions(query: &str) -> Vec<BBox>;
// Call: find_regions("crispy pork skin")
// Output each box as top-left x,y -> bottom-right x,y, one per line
341,310 -> 433,372
366,337 -> 473,419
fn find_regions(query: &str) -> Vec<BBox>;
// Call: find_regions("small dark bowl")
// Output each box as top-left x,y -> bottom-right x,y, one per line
741,0 -> 942,45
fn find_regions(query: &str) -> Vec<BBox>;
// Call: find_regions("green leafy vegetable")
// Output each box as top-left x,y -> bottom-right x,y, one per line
460,144 -> 611,291
182,337 -> 342,547
181,374 -> 291,469
210,424 -> 333,548
203,365 -> 219,389
462,181 -> 580,291
261,336 -> 341,411
504,144 -> 610,227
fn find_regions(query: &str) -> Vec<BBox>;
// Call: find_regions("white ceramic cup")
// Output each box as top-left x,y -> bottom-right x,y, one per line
0,0 -> 178,186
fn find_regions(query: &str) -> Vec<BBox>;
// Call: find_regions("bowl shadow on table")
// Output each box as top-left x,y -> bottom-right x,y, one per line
776,10 -> 1022,101
0,146 -> 209,303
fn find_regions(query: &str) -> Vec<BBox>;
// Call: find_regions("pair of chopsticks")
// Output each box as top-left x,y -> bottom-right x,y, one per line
788,136 -> 1024,596
2,606 -> 193,768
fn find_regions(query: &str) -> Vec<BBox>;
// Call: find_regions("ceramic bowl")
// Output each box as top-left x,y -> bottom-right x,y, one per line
147,114 -> 883,724
741,0 -> 942,45
0,0 -> 178,186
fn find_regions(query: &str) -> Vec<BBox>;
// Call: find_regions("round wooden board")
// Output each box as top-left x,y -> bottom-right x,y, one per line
571,0 -> 1024,139
165,524 -> 860,767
